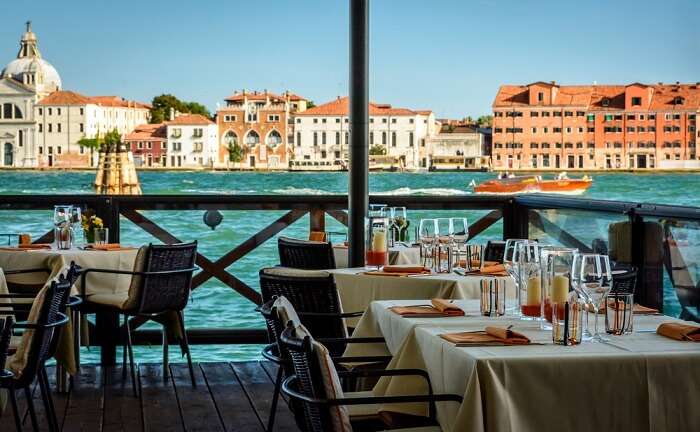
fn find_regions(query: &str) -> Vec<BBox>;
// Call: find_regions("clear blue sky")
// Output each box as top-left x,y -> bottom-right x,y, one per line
2,0 -> 698,118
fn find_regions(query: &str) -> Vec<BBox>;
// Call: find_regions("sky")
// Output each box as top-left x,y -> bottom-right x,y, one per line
1,0 -> 698,118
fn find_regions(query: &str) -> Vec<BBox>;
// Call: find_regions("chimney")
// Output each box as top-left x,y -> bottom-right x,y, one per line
169,107 -> 175,121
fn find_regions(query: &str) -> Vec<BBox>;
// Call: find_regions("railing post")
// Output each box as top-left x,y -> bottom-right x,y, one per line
348,0 -> 369,267
309,208 -> 326,234
93,195 -> 119,365
629,209 -> 663,310
503,198 -> 529,240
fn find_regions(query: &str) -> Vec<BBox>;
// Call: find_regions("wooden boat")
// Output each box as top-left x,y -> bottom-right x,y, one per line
473,173 -> 592,195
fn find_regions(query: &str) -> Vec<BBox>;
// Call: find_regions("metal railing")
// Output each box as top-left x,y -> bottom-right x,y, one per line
0,193 -> 697,364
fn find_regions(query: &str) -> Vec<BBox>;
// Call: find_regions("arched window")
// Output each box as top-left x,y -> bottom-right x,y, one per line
245,130 -> 260,146
223,130 -> 238,146
266,130 -> 282,146
13,105 -> 23,119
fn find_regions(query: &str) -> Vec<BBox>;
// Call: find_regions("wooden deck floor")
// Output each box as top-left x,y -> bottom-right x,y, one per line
0,362 -> 299,432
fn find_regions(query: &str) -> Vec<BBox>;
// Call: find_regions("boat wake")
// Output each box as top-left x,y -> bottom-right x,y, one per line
271,187 -> 333,195
375,187 -> 469,196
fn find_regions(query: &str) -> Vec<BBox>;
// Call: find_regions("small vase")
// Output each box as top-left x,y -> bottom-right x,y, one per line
85,230 -> 95,244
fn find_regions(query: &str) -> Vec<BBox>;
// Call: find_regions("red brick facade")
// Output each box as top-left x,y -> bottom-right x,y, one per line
492,82 -> 700,170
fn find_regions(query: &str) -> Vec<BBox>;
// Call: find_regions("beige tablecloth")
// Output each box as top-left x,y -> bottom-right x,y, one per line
330,268 -> 513,325
333,244 -> 422,268
0,248 -> 139,375
357,300 -> 700,432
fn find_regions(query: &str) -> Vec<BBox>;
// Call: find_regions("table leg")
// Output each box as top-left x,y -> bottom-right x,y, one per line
96,310 -> 119,365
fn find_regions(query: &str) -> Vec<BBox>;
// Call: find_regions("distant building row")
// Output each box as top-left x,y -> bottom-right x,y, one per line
492,81 -> 700,170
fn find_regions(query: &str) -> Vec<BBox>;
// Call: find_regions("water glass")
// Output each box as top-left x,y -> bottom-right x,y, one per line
480,278 -> 505,317
605,292 -> 634,335
464,244 -> 484,271
572,253 -> 612,341
419,219 -> 438,268
55,226 -> 73,249
503,238 -> 527,314
540,247 -> 578,329
552,294 -> 585,345
94,228 -> 109,245
517,240 -> 540,320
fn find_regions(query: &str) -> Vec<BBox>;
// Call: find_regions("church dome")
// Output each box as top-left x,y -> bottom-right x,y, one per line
1,57 -> 62,89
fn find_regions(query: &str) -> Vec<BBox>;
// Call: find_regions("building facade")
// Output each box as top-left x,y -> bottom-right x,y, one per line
0,23 -> 150,168
425,124 -> 489,170
216,90 -> 307,170
165,114 -> 218,168
124,123 -> 167,167
292,96 -> 436,170
492,81 -> 700,170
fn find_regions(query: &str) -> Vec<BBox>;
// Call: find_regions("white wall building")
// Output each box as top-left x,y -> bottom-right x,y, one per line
425,124 -> 489,169
292,96 -> 437,170
165,114 -> 218,168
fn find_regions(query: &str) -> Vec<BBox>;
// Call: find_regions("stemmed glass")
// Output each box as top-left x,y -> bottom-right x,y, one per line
435,218 -> 453,272
70,206 -> 82,244
572,253 -> 612,341
390,207 -> 408,245
53,205 -> 73,249
450,217 -> 469,268
418,219 -> 438,269
503,239 -> 527,315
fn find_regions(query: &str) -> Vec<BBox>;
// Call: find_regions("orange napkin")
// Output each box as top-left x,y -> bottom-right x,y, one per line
86,243 -> 124,251
656,323 -> 700,341
389,299 -> 464,317
466,263 -> 508,276
364,265 -> 431,277
17,243 -> 52,250
19,233 -> 32,245
441,326 -> 531,346
458,259 -> 499,268
309,231 -> 327,242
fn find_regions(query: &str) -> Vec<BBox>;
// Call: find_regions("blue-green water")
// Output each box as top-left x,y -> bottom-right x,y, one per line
0,170 -> 698,362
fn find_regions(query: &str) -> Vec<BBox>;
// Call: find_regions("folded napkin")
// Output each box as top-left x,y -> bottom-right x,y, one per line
17,243 -> 52,250
441,326 -> 531,346
389,298 -> 465,317
86,243 -> 124,251
459,259 -> 499,268
364,265 -> 431,277
656,323 -> 700,342
465,263 -> 508,276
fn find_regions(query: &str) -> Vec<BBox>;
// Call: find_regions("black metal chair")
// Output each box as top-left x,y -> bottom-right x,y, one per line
279,324 -> 463,432
259,267 -> 360,355
260,296 -> 389,432
80,242 -> 198,396
0,316 -> 15,428
278,236 -> 336,270
484,240 -> 506,263
0,274 -> 72,432
612,264 -> 637,294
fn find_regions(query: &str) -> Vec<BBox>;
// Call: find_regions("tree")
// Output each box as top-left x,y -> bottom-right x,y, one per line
476,115 -> 493,128
149,94 -> 211,123
228,142 -> 243,164
103,129 -> 122,151
78,137 -> 101,150
306,100 -> 316,109
369,144 -> 386,156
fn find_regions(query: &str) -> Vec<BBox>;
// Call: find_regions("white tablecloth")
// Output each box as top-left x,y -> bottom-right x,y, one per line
354,300 -> 700,432
330,268 -> 513,325
332,244 -> 422,268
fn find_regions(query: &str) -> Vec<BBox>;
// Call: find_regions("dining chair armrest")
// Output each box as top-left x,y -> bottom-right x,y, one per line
332,355 -> 393,364
336,368 -> 430,384
12,312 -> 69,329
317,336 -> 385,345
297,310 -> 364,319
261,343 -> 284,365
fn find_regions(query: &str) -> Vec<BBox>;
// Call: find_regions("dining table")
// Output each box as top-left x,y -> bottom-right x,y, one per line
347,299 -> 700,432
332,243 -> 422,268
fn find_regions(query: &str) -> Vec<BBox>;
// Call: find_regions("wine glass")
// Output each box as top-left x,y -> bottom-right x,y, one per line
390,207 -> 408,245
503,238 -> 527,314
70,206 -> 83,245
573,254 -> 611,341
54,205 -> 72,228
418,219 -> 438,268
435,218 -> 453,272
450,217 -> 469,269
53,205 -> 73,250
516,240 -> 540,320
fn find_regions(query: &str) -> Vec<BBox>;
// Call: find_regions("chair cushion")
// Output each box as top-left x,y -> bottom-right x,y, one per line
273,296 -> 301,328
121,245 -> 148,311
87,292 -> 129,309
261,267 -> 331,279
7,264 -> 71,378
312,338 -> 352,432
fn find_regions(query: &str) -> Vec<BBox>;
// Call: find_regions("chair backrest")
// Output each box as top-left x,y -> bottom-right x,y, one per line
612,265 -> 637,294
260,296 -> 301,375
46,262 -> 82,360
278,236 -> 336,270
484,240 -> 506,263
259,268 -> 347,354
12,275 -> 71,388
0,316 -> 14,376
128,242 -> 198,314
279,324 -> 332,432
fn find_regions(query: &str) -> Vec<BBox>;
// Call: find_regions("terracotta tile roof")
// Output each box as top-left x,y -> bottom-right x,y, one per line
124,123 -> 167,141
37,91 -> 151,109
165,113 -> 214,125
37,90 -> 92,105
297,96 -> 424,116
493,82 -> 700,111
224,90 -> 286,103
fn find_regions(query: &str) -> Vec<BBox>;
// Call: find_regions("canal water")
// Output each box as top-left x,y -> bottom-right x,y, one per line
0,170 -> 697,362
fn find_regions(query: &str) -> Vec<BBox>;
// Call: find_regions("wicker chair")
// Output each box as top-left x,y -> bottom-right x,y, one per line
611,265 -> 637,294
260,296 -> 389,432
0,274 -> 72,432
80,242 -> 198,396
484,240 -> 506,264
279,324 -> 463,432
259,267 -> 360,355
278,236 -> 336,270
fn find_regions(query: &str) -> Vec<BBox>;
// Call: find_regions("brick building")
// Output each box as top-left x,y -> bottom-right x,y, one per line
216,90 -> 307,169
124,123 -> 167,167
492,82 -> 700,170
